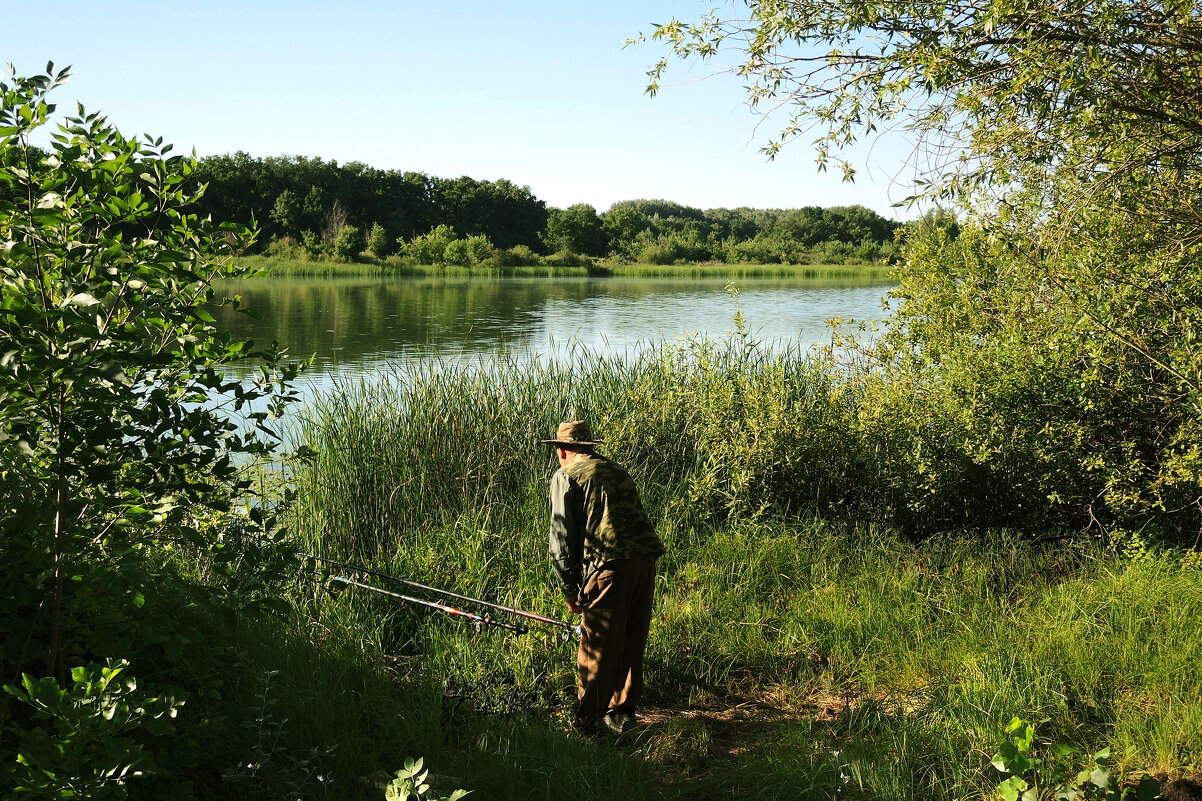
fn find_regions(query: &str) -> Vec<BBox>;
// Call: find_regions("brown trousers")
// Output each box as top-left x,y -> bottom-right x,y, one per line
574,555 -> 658,728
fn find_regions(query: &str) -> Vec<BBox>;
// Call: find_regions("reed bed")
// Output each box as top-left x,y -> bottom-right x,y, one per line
238,254 -> 396,277
237,254 -> 890,280
238,255 -> 595,278
267,337 -> 1202,799
609,262 -> 893,280
291,336 -> 872,560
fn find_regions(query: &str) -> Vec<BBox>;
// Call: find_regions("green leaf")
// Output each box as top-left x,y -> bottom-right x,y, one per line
1012,723 -> 1036,752
993,741 -> 1033,775
999,776 -> 1029,801
1135,774 -> 1161,800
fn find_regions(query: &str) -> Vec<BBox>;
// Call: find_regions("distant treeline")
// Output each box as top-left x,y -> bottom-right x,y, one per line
189,152 -> 905,265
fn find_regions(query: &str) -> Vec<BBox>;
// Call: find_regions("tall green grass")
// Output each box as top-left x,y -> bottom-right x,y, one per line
609,262 -> 893,280
236,254 -> 597,278
264,338 -> 1202,799
290,336 -> 875,561
236,253 -> 890,280
235,514 -> 1202,799
237,254 -> 397,277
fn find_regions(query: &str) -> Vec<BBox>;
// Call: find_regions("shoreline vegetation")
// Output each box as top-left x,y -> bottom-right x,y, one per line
274,342 -> 1202,800
8,36 -> 1202,801
184,152 -> 912,274
234,253 -> 898,280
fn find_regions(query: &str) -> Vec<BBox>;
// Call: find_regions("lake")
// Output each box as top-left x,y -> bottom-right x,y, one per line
213,275 -> 895,398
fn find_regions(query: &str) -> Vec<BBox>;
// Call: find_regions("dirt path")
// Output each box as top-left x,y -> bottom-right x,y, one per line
621,693 -> 1202,801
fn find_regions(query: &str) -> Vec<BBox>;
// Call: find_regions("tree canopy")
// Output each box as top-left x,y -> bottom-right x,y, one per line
644,2 -> 1202,539
183,149 -> 901,265
644,1 -> 1201,219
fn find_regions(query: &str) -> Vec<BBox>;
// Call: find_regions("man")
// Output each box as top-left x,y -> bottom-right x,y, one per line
543,420 -> 665,735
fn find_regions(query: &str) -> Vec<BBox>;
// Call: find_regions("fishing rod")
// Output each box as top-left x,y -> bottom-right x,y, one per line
304,553 -> 580,638
325,575 -> 529,635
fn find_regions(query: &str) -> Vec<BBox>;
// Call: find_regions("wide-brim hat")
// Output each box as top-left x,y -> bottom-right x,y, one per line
540,420 -> 603,447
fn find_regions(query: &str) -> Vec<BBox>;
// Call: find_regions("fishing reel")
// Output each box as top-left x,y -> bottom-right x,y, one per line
553,624 -> 582,644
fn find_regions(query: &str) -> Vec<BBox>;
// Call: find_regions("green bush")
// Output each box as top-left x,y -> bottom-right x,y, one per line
854,238 -> 881,262
264,236 -> 310,261
822,239 -> 855,262
443,238 -> 471,266
725,235 -> 784,264
464,233 -> 494,264
300,228 -> 324,257
401,224 -> 456,264
486,244 -> 542,267
545,249 -> 593,268
333,224 -> 365,262
867,223 -> 1202,540
368,221 -> 391,259
0,63 -> 299,799
4,661 -> 183,800
638,243 -> 675,265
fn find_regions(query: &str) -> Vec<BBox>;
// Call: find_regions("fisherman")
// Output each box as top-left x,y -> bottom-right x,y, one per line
542,420 -> 665,736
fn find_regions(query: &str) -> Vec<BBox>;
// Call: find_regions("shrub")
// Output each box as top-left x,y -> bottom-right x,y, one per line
464,234 -> 494,264
443,238 -> 471,266
333,225 -> 365,262
638,243 -> 675,265
0,63 -> 299,798
508,244 -> 539,265
486,244 -> 542,267
725,235 -> 784,264
300,229 -> 324,257
854,239 -> 881,262
545,249 -> 594,268
402,224 -> 456,265
265,236 -> 310,261
822,239 -> 855,262
367,222 -> 391,259
867,223 -> 1202,539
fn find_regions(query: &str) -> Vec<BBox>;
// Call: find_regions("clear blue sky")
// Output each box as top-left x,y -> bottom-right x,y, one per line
4,1 -> 915,217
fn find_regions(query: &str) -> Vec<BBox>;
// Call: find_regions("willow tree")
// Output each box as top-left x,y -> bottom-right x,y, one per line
641,2 -> 1202,538
642,2 -> 1201,205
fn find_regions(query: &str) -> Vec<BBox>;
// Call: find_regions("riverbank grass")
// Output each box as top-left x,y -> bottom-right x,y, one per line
235,253 -> 894,280
257,346 -> 1202,799
211,517 -> 1201,800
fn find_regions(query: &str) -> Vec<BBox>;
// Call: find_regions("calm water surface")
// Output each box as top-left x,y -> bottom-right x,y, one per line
214,275 -> 894,397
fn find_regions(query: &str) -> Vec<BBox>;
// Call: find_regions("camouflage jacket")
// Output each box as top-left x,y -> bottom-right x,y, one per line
548,452 -> 664,601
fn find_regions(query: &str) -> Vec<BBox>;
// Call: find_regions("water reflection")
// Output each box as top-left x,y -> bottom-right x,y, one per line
214,275 -> 895,384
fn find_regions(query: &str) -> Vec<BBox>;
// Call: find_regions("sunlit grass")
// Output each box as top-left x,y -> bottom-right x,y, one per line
609,262 -> 893,279
235,253 -> 892,280
236,339 -> 1202,799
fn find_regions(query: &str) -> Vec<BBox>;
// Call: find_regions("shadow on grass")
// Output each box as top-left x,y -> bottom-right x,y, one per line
622,696 -> 981,801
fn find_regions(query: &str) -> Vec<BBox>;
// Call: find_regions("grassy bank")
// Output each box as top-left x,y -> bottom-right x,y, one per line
243,341 -> 1202,800
234,254 -> 894,281
236,254 -> 594,278
608,262 -> 893,279
267,524 -> 1200,800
